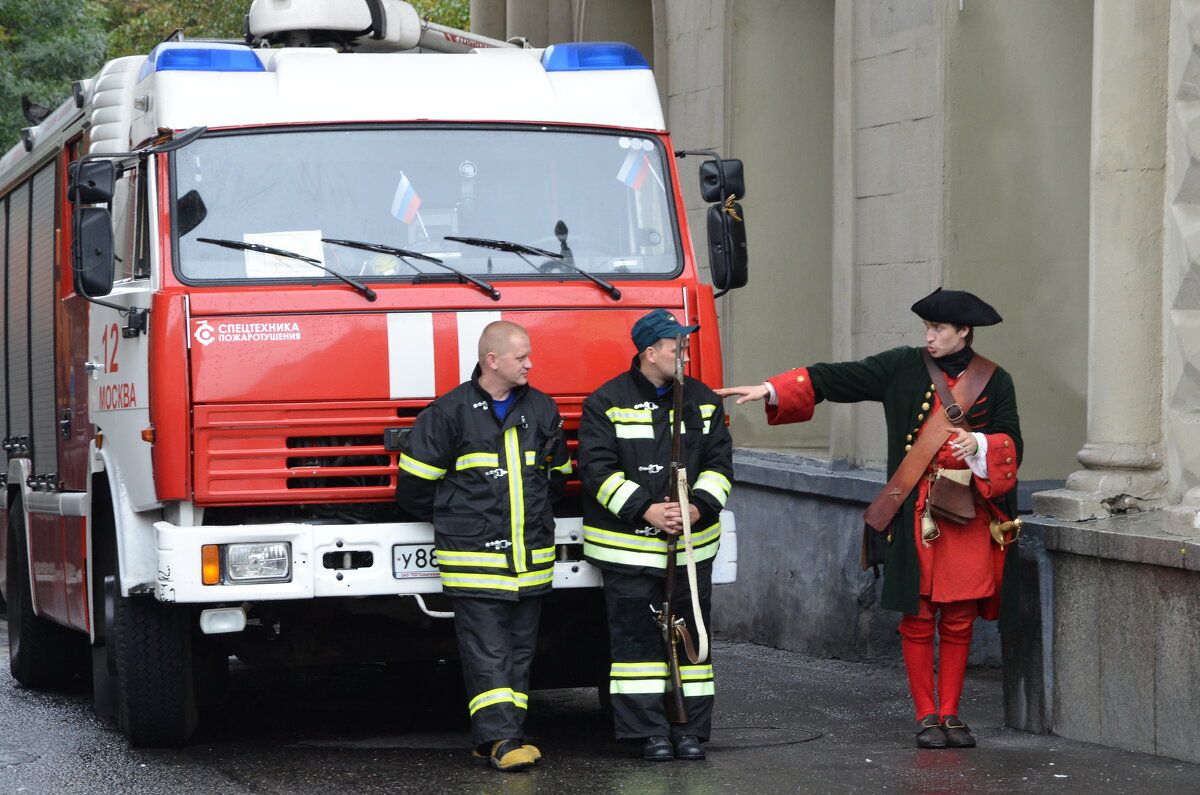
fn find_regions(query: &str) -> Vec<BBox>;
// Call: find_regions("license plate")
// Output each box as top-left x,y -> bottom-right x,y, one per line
392,544 -> 440,579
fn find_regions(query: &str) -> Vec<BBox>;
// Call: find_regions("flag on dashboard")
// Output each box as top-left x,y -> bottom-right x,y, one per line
616,151 -> 652,190
391,172 -> 422,224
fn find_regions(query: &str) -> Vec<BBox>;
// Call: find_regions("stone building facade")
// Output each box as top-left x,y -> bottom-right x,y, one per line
470,0 -> 1200,764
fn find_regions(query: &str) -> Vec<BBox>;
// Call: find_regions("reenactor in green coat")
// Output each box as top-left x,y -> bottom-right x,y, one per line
719,289 -> 1022,749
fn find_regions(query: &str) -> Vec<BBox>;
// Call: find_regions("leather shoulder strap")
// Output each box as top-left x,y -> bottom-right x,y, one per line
863,352 -> 997,533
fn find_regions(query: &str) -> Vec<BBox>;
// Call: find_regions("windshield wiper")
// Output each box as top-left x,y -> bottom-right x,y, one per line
196,238 -> 376,301
322,238 -> 500,301
445,233 -> 621,300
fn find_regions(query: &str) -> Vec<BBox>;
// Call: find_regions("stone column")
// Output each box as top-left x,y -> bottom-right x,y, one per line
1032,0 -> 1168,521
470,0 -> 507,40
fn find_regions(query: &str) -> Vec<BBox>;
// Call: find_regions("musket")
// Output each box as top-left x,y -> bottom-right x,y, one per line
654,332 -> 693,725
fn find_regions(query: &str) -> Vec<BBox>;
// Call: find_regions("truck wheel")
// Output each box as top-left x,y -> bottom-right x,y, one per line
113,592 -> 198,746
6,503 -> 85,687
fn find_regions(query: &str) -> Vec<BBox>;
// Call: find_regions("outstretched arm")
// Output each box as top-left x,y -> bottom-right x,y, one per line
714,383 -> 770,405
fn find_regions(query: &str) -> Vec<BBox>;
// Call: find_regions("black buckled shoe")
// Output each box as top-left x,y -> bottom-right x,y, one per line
915,713 -> 947,749
673,735 -> 705,760
643,735 -> 674,761
941,715 -> 977,748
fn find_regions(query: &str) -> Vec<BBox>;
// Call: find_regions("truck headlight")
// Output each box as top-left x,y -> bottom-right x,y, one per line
225,542 -> 291,582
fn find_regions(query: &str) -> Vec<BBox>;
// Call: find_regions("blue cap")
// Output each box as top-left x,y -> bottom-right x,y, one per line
631,309 -> 699,352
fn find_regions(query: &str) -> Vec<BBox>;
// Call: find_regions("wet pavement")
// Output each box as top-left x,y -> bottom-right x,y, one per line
0,617 -> 1197,793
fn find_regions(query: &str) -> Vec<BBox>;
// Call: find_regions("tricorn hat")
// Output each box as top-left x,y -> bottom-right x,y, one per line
911,288 -> 1002,327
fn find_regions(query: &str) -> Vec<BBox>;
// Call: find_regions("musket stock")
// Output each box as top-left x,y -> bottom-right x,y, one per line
658,333 -> 690,725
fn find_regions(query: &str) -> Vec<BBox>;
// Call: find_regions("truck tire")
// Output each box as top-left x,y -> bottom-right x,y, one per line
113,592 -> 198,746
6,502 -> 85,687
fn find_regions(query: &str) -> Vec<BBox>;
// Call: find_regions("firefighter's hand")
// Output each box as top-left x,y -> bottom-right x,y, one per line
643,501 -> 700,535
715,384 -> 769,405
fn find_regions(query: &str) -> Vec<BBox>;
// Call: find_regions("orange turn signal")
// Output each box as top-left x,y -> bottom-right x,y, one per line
141,427 -> 155,443
201,545 -> 221,585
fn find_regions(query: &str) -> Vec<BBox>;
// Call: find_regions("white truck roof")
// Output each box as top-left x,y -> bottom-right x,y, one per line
1,39 -> 665,175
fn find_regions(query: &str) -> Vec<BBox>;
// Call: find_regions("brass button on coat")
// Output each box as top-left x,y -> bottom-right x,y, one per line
921,402 -> 930,411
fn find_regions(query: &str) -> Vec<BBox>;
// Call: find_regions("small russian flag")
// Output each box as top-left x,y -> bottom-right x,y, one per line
391,172 -> 422,224
616,151 -> 651,190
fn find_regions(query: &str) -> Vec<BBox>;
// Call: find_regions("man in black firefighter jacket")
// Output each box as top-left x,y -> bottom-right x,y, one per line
578,309 -> 734,762
395,321 -> 571,772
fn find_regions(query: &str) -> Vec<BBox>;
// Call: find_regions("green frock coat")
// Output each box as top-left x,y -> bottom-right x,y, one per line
765,346 -> 1023,626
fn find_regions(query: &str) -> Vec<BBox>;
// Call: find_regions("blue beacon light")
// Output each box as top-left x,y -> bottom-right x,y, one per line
541,42 -> 650,72
138,42 -> 265,82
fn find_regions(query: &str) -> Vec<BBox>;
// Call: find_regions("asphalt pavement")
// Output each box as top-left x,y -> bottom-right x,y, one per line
0,616 -> 1197,793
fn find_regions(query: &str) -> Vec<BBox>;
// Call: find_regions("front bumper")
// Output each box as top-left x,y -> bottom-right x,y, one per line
152,511 -> 737,604
153,517 -> 600,603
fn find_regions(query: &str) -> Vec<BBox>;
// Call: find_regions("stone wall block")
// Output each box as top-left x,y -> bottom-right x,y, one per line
1051,555 -> 1102,741
855,189 -> 935,265
854,118 -> 935,199
1098,561 -> 1158,752
1153,569 -> 1200,761
853,44 -> 937,130
854,0 -> 934,59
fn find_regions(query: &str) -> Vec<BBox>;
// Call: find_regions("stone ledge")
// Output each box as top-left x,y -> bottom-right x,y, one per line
732,448 -> 882,504
733,448 -> 1063,514
1026,511 -> 1200,573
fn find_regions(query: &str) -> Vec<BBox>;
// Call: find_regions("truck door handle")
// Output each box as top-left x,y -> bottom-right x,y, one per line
84,361 -> 105,373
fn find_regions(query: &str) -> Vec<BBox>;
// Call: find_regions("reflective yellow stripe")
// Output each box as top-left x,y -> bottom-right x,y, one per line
502,427 -> 526,571
469,687 -> 517,715
607,480 -> 640,513
693,471 -> 731,506
610,662 -> 669,678
680,664 -> 714,681
518,568 -> 554,588
583,522 -> 722,569
614,425 -> 655,439
456,452 -> 499,469
435,549 -> 507,568
610,679 -> 668,695
525,451 -> 536,466
441,572 -> 520,591
699,404 -> 716,418
513,691 -> 529,709
667,410 -> 687,433
597,472 -> 626,505
551,458 -> 573,475
604,410 -> 652,422
531,547 -> 555,564
399,453 -> 446,481
682,681 -> 715,697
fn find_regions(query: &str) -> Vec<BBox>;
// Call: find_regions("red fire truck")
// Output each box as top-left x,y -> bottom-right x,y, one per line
0,0 -> 747,746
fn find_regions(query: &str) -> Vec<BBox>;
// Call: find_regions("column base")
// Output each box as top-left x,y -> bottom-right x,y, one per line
1031,468 -> 1166,521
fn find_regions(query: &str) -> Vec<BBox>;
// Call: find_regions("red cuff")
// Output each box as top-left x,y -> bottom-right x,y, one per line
765,368 -> 816,425
976,433 -> 1019,499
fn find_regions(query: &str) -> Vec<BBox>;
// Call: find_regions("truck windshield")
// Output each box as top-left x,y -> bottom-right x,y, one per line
172,126 -> 681,283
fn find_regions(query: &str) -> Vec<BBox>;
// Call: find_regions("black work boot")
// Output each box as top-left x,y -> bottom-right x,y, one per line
915,713 -> 947,749
642,735 -> 674,761
673,735 -> 705,760
941,715 -> 977,748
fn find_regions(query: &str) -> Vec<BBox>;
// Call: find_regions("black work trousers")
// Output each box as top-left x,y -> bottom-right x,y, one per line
602,564 -> 714,742
452,594 -> 543,748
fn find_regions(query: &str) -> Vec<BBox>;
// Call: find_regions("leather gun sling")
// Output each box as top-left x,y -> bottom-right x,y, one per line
861,353 -> 997,534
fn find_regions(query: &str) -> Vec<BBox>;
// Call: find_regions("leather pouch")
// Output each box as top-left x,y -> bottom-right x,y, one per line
927,467 -> 976,524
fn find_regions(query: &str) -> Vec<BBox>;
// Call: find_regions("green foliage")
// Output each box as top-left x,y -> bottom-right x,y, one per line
0,0 -> 108,150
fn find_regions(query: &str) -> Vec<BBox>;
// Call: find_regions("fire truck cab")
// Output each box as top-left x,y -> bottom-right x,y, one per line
0,0 -> 748,746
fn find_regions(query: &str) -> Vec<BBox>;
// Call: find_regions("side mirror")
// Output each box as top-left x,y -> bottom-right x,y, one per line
707,203 -> 748,294
67,161 -> 117,204
74,207 -> 115,297
699,158 -> 745,203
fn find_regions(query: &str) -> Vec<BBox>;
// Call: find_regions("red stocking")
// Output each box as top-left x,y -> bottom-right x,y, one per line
899,614 -> 936,719
936,600 -> 978,717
